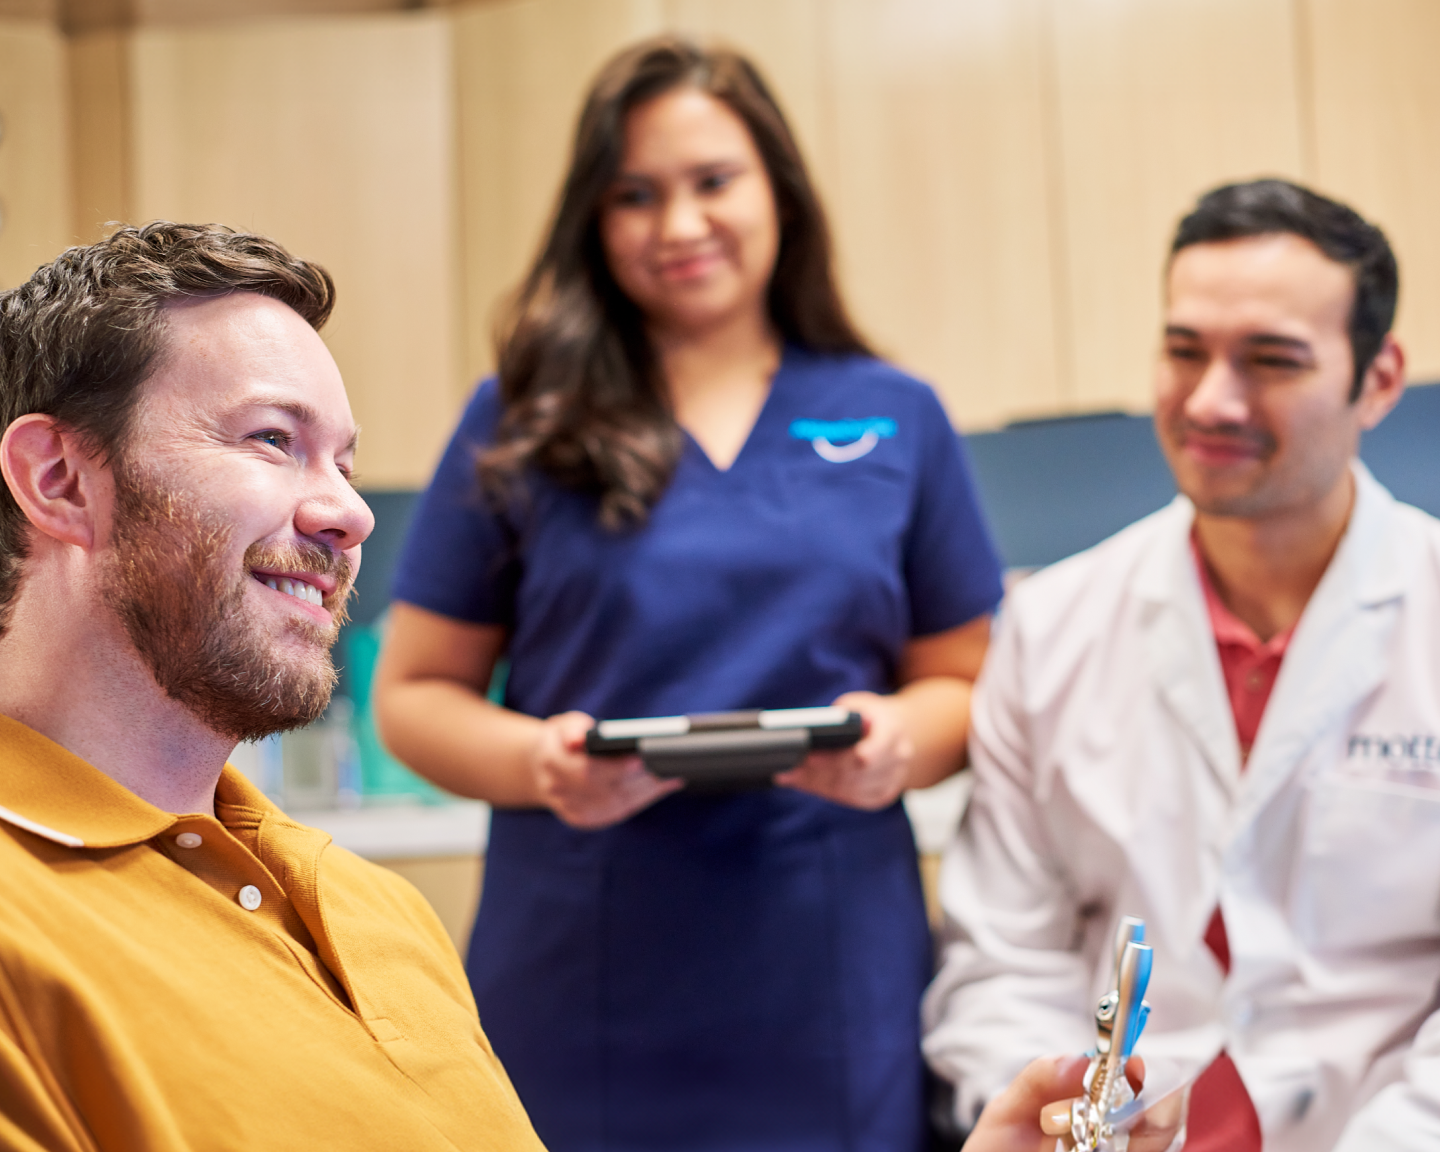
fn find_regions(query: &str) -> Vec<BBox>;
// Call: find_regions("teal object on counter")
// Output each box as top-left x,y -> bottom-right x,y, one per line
342,619 -> 449,805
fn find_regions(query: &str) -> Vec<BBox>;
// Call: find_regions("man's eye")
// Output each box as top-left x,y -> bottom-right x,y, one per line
1166,346 -> 1205,362
251,430 -> 292,449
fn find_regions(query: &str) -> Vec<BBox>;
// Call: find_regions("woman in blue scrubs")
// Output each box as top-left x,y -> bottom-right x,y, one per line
375,37 -> 1003,1152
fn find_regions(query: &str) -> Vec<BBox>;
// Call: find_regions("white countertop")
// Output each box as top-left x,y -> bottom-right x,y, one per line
293,774 -> 970,861
299,801 -> 490,859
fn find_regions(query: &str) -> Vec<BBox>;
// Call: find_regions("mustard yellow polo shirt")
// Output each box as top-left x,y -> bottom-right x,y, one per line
0,713 -> 546,1152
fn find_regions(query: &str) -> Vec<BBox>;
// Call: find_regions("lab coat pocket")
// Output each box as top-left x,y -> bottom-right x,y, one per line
1296,777 -> 1440,952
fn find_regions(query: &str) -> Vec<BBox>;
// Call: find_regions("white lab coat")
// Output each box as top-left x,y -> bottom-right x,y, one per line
922,464 -> 1440,1152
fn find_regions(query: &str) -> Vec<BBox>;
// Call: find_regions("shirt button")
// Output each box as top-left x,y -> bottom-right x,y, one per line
238,885 -> 263,911
1245,672 -> 1264,691
175,832 -> 203,849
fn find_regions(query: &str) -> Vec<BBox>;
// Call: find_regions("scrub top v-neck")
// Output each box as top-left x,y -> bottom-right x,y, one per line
676,370 -> 777,474
392,346 -> 1004,1152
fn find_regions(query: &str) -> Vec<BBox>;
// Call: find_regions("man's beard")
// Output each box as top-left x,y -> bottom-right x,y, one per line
101,466 -> 355,743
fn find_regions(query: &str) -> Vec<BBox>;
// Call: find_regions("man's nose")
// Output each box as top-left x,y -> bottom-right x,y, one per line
296,470 -> 374,552
1184,356 -> 1250,427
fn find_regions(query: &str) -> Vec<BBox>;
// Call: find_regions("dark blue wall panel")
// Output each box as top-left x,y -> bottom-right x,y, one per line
346,381 -> 1439,621
1359,380 -> 1440,521
965,412 -> 1174,570
965,380 -> 1440,570
350,489 -> 421,628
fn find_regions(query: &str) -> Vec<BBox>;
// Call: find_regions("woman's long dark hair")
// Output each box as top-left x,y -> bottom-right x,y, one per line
481,36 -> 872,528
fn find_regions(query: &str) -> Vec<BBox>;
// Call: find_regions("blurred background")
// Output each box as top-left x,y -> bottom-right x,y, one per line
2,0 -> 1438,940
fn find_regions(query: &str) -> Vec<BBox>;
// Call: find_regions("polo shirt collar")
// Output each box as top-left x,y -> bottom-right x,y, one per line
1191,536 -> 1295,656
0,712 -> 272,849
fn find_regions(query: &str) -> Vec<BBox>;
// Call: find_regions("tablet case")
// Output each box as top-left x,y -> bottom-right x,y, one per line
585,707 -> 864,784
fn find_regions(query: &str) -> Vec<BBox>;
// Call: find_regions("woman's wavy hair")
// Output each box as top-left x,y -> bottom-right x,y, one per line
482,36 -> 871,527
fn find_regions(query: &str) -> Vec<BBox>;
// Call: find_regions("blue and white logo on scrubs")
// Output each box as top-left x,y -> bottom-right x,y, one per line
788,417 -> 897,463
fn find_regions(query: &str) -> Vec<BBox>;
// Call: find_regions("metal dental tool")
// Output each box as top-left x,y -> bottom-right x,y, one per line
1070,916 -> 1153,1151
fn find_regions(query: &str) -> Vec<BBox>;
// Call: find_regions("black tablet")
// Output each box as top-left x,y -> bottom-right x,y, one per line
584,707 -> 864,785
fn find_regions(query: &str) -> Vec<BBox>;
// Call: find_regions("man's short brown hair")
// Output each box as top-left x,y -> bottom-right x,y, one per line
1170,179 -> 1398,401
0,222 -> 335,631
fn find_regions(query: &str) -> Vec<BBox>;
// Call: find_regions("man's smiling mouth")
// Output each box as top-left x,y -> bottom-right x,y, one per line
253,573 -> 325,606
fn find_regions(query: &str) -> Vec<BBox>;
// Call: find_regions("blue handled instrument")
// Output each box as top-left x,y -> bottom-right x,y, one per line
1070,916 -> 1154,1150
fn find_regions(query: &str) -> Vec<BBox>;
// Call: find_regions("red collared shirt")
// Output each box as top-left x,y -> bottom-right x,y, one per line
1188,540 -> 1295,1150
1193,540 -> 1295,761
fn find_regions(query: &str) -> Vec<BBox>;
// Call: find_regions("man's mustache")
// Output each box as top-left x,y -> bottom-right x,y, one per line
1175,419 -> 1277,455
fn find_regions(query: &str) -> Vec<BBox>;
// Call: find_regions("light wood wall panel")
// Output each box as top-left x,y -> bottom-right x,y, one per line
453,0 -> 1064,428
661,0 -> 829,187
453,0 -> 665,388
68,30 -> 130,243
0,19 -> 72,289
17,0 -> 1433,460
1049,0 -> 1307,413
0,0 -> 54,19
824,0 -> 1061,426
1304,0 -> 1440,383
128,12 -> 460,487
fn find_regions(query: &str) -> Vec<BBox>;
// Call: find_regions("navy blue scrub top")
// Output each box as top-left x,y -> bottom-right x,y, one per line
392,347 -> 1004,1152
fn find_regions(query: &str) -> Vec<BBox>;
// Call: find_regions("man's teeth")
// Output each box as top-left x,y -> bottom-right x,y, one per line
263,577 -> 324,606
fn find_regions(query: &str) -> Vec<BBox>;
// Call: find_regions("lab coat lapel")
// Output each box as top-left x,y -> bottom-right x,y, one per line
1137,498 -> 1244,791
1236,465 -> 1405,827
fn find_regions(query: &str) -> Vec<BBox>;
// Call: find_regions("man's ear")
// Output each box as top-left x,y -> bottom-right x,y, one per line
0,415 -> 111,551
1357,334 -> 1406,431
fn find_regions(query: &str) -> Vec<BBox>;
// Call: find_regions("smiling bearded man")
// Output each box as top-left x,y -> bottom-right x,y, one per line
0,222 -> 545,1152
103,466 -> 353,739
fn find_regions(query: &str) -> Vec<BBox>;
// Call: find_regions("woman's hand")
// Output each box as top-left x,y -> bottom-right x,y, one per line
532,711 -> 682,829
775,691 -> 914,810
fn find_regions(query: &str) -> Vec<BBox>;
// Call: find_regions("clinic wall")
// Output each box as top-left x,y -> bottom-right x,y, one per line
452,0 -> 1072,427
451,0 -> 1440,427
1046,0 -> 1309,411
1,10 -> 462,490
124,13 -> 462,489
1306,0 -> 1440,378
2,0 -> 1440,483
0,19 -> 72,294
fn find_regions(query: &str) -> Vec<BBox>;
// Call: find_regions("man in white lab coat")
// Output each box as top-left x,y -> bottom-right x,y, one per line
922,178 -> 1440,1152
